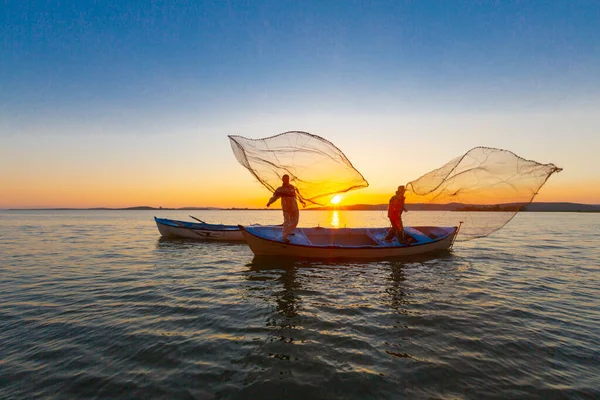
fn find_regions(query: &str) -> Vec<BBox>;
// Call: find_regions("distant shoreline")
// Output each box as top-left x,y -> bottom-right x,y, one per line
4,202 -> 600,212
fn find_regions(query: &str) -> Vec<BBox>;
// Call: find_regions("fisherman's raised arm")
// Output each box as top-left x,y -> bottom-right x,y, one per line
266,188 -> 282,207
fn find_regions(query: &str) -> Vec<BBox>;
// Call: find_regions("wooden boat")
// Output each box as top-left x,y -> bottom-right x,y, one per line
239,225 -> 460,259
154,217 -> 245,241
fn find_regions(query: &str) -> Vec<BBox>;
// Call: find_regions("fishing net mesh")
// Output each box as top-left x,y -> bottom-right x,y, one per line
405,146 -> 562,241
229,131 -> 368,206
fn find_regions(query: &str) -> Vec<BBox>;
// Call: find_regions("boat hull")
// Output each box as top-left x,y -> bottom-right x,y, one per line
240,226 -> 458,259
155,217 -> 244,241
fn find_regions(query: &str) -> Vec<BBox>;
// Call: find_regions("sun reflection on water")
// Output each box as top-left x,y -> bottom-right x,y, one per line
330,210 -> 340,228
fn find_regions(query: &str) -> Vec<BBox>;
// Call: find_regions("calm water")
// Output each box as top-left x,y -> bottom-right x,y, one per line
1,210 -> 599,399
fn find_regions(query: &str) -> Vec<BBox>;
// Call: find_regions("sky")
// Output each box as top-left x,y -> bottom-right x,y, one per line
1,0 -> 599,208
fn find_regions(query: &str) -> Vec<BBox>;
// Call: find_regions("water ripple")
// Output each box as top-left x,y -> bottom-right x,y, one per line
1,210 -> 599,399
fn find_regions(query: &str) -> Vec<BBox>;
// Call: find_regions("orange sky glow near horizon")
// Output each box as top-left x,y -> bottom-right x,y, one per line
2,107 -> 599,209
3,105 -> 599,209
1,171 -> 598,209
2,126 -> 599,209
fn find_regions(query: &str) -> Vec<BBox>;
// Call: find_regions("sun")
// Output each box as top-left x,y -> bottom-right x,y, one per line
330,194 -> 342,205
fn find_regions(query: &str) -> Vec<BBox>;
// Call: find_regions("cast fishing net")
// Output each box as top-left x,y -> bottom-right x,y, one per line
229,131 -> 368,206
405,146 -> 562,241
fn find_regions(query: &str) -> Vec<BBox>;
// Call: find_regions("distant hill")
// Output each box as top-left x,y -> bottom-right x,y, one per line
522,202 -> 600,212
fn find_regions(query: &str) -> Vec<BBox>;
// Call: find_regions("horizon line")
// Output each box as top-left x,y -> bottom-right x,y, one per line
3,200 -> 600,211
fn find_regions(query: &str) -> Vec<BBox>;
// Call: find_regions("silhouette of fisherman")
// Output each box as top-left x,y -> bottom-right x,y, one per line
384,185 -> 409,243
266,174 -> 306,242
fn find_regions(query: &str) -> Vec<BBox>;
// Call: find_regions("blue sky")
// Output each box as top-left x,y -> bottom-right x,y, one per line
3,1 -> 599,114
1,0 -> 599,207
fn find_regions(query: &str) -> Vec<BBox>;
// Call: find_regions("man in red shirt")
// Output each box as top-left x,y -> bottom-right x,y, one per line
384,185 -> 408,242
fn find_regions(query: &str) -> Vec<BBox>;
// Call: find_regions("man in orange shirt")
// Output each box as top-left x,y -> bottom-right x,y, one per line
384,185 -> 408,242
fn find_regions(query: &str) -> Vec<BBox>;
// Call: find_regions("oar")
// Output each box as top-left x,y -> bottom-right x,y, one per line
172,219 -> 213,238
189,215 -> 206,224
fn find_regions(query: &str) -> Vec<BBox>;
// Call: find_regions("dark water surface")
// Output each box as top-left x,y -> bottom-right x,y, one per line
1,210 -> 599,399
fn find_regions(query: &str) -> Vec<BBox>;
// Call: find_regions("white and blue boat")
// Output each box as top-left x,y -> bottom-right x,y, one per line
154,217 -> 245,241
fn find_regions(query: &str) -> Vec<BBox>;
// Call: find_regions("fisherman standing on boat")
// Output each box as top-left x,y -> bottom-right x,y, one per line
266,174 -> 306,242
385,185 -> 408,242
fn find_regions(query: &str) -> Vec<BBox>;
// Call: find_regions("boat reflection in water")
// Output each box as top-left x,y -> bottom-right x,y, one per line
239,257 -> 409,394
243,252 -> 460,375
246,257 -> 304,328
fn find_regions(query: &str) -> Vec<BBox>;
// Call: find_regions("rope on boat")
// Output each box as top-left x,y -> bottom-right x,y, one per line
450,221 -> 463,250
